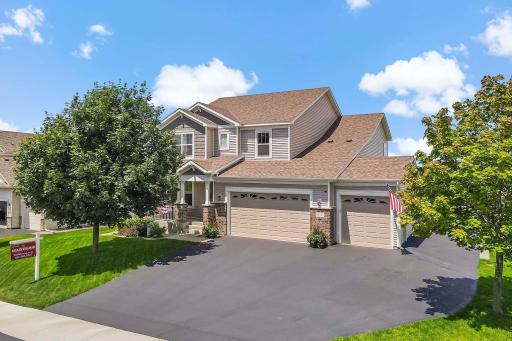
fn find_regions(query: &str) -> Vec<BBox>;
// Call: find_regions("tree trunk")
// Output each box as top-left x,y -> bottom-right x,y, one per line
493,252 -> 504,314
92,223 -> 100,254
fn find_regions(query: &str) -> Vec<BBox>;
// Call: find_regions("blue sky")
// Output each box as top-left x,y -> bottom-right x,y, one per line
0,0 -> 511,155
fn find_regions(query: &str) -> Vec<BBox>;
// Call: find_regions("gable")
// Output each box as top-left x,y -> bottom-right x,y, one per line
163,115 -> 205,134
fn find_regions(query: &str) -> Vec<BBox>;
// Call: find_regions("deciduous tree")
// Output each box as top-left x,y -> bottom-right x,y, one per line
15,82 -> 182,253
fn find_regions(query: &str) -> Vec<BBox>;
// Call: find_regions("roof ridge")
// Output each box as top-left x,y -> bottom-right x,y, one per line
342,112 -> 384,117
209,86 -> 330,102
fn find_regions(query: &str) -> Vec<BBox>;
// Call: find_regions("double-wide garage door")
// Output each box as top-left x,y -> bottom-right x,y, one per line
341,196 -> 391,248
230,192 -> 310,243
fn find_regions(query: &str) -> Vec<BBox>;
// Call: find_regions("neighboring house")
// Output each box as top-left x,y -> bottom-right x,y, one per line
0,130 -> 55,230
159,87 -> 413,249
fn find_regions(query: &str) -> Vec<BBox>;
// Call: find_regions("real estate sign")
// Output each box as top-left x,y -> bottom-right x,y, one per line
10,241 -> 36,260
9,233 -> 43,281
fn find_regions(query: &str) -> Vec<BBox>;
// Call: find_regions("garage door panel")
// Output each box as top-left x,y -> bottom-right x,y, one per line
230,192 -> 310,243
341,196 -> 391,248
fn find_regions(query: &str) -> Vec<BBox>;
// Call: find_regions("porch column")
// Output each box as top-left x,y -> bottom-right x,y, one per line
204,181 -> 211,205
179,181 -> 185,204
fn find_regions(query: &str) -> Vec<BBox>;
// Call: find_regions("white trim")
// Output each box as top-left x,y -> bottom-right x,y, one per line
188,103 -> 241,126
335,188 -> 393,248
177,160 -> 209,174
181,174 -> 210,182
158,109 -> 214,130
218,131 -> 230,151
0,173 -> 8,186
287,126 -> 291,160
339,190 -> 388,197
205,127 -> 208,158
225,186 -> 314,236
242,122 -> 291,127
255,129 -> 272,158
175,132 -> 195,160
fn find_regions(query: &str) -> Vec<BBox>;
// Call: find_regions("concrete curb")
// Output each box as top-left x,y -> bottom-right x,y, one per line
0,301 -> 163,341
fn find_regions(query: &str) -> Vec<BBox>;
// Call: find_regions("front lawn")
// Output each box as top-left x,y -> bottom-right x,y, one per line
333,254 -> 511,340
0,228 -> 194,309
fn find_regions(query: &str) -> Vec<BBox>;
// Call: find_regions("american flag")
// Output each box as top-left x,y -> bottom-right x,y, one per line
387,185 -> 404,213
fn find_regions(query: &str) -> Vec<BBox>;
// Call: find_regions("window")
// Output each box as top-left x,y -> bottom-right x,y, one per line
256,130 -> 271,157
184,182 -> 193,206
176,133 -> 193,158
219,132 -> 229,150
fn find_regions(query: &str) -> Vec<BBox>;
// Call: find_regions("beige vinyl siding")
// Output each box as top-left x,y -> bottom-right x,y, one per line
206,127 -> 215,158
11,193 -> 21,228
187,182 -> 205,219
214,182 -> 328,207
341,196 -> 391,249
290,93 -> 338,158
164,116 -> 206,160
271,128 -> 289,160
214,127 -> 237,155
240,129 -> 255,159
358,122 -> 387,157
230,192 -> 310,243
240,128 -> 289,160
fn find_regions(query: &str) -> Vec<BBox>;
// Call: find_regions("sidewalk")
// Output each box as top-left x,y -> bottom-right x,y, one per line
0,301 -> 163,341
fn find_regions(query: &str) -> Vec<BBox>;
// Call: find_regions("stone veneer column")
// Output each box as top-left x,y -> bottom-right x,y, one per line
175,203 -> 188,223
201,202 -> 227,235
310,207 -> 336,245
6,217 -> 12,229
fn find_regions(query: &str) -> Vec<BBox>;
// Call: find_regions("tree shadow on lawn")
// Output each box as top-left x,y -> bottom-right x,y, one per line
53,237 -> 217,277
413,275 -> 512,332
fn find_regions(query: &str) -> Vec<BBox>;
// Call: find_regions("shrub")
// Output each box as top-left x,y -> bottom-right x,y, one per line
117,217 -> 164,238
202,224 -> 220,239
307,229 -> 328,249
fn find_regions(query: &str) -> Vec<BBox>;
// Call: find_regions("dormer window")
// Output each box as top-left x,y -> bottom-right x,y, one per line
219,132 -> 229,150
175,133 -> 194,158
256,130 -> 271,157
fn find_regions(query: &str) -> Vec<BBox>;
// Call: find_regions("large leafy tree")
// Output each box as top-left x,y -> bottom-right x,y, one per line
15,82 -> 183,253
400,75 -> 512,314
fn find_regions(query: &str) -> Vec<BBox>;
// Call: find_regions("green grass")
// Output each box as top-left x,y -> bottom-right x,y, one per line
0,228 -> 194,309
332,254 -> 511,341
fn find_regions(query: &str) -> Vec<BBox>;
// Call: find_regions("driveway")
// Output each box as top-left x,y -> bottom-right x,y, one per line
0,228 -> 36,238
47,235 -> 478,341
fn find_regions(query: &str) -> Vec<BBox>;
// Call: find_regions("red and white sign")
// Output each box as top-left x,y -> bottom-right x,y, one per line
10,241 -> 36,261
9,234 -> 43,281
157,204 -> 171,215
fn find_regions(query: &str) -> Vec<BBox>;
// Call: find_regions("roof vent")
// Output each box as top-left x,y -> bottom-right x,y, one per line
346,139 -> 353,142
327,139 -> 334,143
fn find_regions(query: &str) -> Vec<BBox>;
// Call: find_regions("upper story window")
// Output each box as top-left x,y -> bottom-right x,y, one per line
256,130 -> 271,157
175,133 -> 194,158
219,132 -> 229,150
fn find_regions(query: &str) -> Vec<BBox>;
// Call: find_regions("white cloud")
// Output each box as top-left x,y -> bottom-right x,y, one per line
383,99 -> 416,118
346,0 -> 371,11
0,5 -> 44,44
359,50 -> 475,117
477,11 -> 512,58
153,58 -> 258,108
0,119 -> 17,132
73,41 -> 95,59
443,43 -> 469,56
89,24 -> 112,37
393,137 -> 432,155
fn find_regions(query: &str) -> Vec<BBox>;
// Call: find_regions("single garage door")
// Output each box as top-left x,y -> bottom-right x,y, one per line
341,196 -> 390,249
230,192 -> 310,243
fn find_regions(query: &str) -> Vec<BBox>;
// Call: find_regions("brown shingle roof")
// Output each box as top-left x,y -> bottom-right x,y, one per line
205,87 -> 330,124
0,130 -> 33,187
339,156 -> 413,181
219,113 -> 385,179
188,155 -> 243,174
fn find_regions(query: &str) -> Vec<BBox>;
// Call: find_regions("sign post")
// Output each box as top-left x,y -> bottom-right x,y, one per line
10,233 -> 43,281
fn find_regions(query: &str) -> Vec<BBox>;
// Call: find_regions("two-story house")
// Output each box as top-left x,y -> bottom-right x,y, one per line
158,87 -> 413,249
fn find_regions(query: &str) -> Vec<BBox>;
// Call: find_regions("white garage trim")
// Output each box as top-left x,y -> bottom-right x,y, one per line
336,189 -> 393,248
225,186 -> 313,236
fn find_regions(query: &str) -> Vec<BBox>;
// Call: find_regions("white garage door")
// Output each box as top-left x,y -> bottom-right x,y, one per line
230,192 -> 310,243
341,196 -> 391,249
